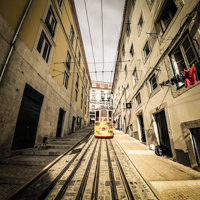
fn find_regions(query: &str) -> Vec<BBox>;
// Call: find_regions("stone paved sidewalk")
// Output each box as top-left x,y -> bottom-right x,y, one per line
113,129 -> 200,200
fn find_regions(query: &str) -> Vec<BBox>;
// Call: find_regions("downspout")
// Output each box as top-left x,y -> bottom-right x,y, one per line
68,37 -> 78,134
0,0 -> 33,83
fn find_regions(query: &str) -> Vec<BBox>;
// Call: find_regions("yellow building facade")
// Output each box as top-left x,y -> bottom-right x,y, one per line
0,0 -> 91,159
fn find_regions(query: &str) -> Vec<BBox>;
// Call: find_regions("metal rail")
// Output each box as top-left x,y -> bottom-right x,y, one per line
106,139 -> 119,200
109,139 -> 135,200
75,139 -> 99,200
54,138 -> 98,200
91,139 -> 102,200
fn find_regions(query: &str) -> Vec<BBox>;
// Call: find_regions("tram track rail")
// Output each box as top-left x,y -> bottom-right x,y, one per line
7,135 -> 158,200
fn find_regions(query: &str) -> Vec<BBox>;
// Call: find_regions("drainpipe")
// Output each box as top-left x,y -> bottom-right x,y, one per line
68,37 -> 78,134
0,0 -> 33,83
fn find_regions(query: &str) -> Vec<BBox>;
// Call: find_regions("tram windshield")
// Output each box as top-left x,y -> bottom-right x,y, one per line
101,110 -> 107,121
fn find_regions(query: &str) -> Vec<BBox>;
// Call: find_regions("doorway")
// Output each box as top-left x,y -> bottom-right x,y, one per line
12,84 -> 43,151
56,108 -> 65,137
191,128 -> 200,166
155,110 -> 172,156
72,116 -> 76,133
138,115 -> 146,142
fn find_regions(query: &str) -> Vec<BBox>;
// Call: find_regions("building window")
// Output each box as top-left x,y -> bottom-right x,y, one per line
124,65 -> 127,78
136,93 -> 141,107
170,34 -> 199,86
57,0 -> 63,7
126,20 -> 131,36
85,80 -> 88,91
45,6 -> 57,37
76,73 -> 79,87
63,71 -> 69,89
92,89 -> 95,92
132,69 -> 138,86
83,68 -> 85,80
138,14 -> 143,32
143,41 -> 150,60
81,87 -> 83,98
69,25 -> 75,44
92,95 -> 96,100
78,51 -> 81,66
101,83 -> 104,88
159,0 -> 177,33
66,51 -> 71,70
91,104 -> 95,111
122,44 -> 125,56
81,100 -> 83,109
126,85 -> 129,98
75,90 -> 78,102
37,32 -> 51,62
85,106 -> 86,114
149,74 -> 157,92
130,44 -> 134,58
109,84 -> 111,88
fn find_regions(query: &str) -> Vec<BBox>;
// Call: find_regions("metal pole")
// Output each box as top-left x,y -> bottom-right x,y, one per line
67,37 -> 78,134
0,0 -> 33,83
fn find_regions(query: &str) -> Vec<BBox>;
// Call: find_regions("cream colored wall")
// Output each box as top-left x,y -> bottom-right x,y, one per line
113,0 -> 200,165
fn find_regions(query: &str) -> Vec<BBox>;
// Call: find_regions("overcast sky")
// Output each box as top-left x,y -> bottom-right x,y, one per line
74,0 -> 125,83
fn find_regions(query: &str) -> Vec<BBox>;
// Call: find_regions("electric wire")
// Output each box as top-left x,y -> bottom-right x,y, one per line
83,0 -> 98,81
101,0 -> 104,82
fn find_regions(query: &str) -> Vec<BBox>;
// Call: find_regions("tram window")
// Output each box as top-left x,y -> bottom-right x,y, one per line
101,111 -> 107,117
96,111 -> 99,121
109,111 -> 112,121
101,110 -> 107,121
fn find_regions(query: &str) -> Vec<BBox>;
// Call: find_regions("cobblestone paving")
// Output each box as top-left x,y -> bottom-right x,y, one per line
107,140 -> 128,199
111,138 -> 157,200
98,139 -> 112,200
63,138 -> 97,199
0,165 -> 45,200
45,136 -> 94,199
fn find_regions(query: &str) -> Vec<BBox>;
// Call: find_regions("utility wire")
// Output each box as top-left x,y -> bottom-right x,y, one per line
83,0 -> 98,81
101,0 -> 104,82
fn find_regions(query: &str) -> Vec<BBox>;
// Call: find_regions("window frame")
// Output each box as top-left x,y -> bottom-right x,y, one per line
66,51 -> 71,70
143,41 -> 150,60
169,34 -> 199,88
69,25 -> 75,44
126,19 -> 131,37
136,93 -> 141,107
132,68 -> 138,86
63,71 -> 69,89
138,14 -> 144,33
149,74 -> 157,92
75,89 -> 78,102
37,31 -> 51,63
45,6 -> 57,37
124,65 -> 127,78
130,44 -> 134,58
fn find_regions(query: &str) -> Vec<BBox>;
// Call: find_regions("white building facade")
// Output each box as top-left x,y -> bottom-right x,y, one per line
90,81 -> 113,122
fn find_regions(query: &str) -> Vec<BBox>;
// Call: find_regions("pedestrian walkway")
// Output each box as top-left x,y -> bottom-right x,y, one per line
113,128 -> 200,200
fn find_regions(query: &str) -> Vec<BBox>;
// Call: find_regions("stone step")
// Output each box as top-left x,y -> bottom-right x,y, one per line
0,155 -> 57,166
46,144 -> 72,149
21,148 -> 67,156
48,141 -> 77,145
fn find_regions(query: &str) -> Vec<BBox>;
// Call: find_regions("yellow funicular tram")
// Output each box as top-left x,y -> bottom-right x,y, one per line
94,108 -> 113,138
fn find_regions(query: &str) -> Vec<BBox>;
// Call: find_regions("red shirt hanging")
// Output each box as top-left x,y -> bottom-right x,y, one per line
183,64 -> 197,87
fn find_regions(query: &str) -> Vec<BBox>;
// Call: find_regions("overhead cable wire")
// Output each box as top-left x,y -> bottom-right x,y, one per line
101,0 -> 104,82
83,0 -> 98,81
